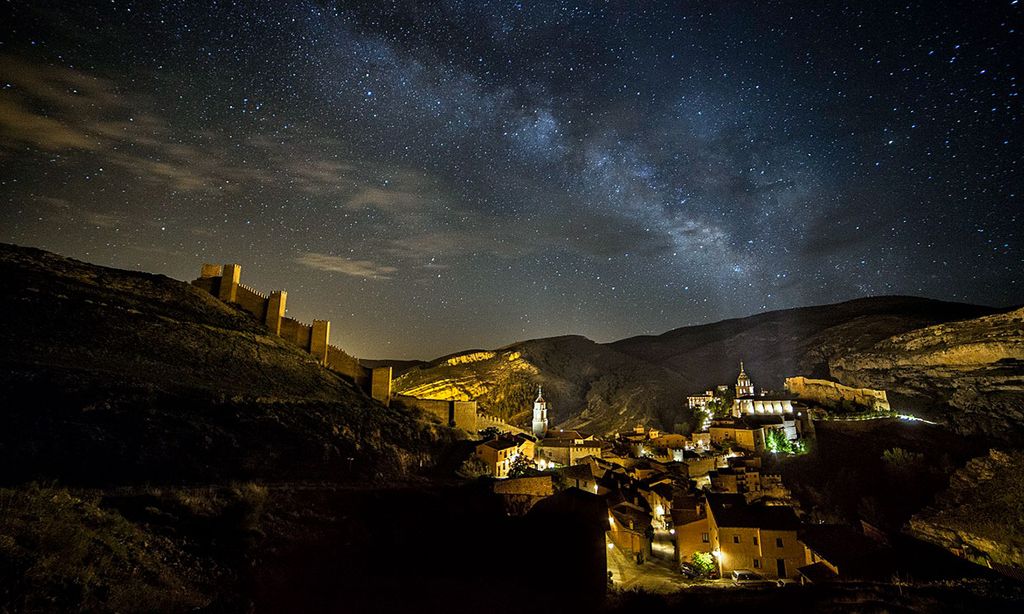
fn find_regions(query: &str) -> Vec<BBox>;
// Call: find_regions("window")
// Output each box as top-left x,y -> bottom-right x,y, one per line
753,559 -> 761,569
733,535 -> 740,544
776,537 -> 784,548
753,536 -> 759,545
701,532 -> 709,543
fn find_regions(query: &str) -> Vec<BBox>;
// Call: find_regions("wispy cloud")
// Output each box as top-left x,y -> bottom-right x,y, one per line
295,252 -> 398,280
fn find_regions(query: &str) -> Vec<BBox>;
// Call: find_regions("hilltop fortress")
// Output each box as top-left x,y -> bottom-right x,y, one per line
193,263 -> 393,404
192,263 -> 478,431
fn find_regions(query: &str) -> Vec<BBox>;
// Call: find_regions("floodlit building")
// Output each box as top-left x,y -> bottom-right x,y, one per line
709,420 -> 766,452
672,494 -> 712,565
731,361 -> 796,417
687,390 -> 715,411
532,385 -> 549,439
537,430 -> 602,468
706,494 -> 804,579
476,434 -> 535,478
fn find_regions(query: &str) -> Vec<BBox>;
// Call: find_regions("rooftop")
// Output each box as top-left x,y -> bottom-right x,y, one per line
479,438 -> 520,451
707,493 -> 800,530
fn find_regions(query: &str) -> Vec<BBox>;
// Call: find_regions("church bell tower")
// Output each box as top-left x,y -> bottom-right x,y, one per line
532,386 -> 549,439
736,361 -> 754,397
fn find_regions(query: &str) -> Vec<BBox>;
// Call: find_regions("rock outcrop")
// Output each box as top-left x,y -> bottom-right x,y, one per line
785,376 -> 890,411
831,308 -> 1024,440
908,449 -> 1024,575
394,335 -> 691,435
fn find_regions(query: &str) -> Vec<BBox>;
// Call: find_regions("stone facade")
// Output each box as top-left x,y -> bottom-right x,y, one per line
709,423 -> 766,452
394,394 -> 478,432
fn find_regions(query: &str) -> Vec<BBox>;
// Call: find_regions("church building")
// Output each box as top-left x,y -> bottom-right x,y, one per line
731,361 -> 795,417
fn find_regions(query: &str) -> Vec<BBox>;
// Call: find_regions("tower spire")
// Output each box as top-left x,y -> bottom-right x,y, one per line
533,384 -> 548,439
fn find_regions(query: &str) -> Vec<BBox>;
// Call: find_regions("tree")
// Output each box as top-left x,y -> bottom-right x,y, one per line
478,426 -> 501,441
508,453 -> 535,478
456,457 -> 489,479
705,397 -> 731,420
691,552 -> 715,576
765,429 -> 795,454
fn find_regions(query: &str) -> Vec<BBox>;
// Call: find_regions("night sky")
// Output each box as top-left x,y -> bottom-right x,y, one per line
1,1 -> 1020,359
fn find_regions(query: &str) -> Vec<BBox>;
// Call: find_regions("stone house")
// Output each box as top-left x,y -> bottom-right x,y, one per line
706,494 -> 804,579
476,434 -> 534,478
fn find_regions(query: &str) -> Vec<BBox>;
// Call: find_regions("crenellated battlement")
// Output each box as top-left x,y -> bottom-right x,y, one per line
237,282 -> 268,300
192,263 -> 391,406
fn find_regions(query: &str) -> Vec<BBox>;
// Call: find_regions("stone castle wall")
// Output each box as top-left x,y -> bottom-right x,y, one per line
476,412 -> 530,436
394,394 -> 478,431
784,376 -> 890,411
192,264 -> 390,406
280,316 -> 313,350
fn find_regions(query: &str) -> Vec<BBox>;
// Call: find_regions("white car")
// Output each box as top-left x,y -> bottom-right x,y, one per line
730,569 -> 776,587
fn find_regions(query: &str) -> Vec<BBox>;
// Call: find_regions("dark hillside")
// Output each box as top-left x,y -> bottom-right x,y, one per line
0,244 -> 455,486
610,296 -> 999,391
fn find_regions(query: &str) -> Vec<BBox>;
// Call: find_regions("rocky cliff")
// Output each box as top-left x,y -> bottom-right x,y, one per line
908,449 -> 1024,575
831,308 -> 1024,440
394,335 -> 691,435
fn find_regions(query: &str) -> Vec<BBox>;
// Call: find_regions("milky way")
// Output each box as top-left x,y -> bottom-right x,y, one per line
0,1 -> 1020,358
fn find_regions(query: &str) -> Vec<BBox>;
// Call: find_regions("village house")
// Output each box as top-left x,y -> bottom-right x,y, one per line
475,434 -> 534,478
687,390 -> 716,411
706,494 -> 804,579
709,419 -> 766,452
608,499 -> 653,562
537,430 -> 602,468
555,463 -> 601,494
492,475 -> 555,516
672,493 -> 712,565
709,464 -> 761,497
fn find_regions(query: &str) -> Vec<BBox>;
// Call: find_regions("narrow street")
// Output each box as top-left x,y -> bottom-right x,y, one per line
607,544 -> 685,593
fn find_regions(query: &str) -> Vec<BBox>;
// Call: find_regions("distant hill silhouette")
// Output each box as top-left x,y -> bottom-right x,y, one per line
399,296 -> 1008,435
610,295 -> 1000,391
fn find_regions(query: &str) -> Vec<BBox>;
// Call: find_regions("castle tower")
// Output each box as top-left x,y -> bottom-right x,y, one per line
532,385 -> 549,439
218,263 -> 241,303
736,361 -> 754,397
265,290 -> 287,336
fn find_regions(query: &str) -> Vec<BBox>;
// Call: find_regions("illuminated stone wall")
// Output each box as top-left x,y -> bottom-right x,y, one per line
395,395 -> 478,431
192,263 -> 391,405
785,376 -> 890,411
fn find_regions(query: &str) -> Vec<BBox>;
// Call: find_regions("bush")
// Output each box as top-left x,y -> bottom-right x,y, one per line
691,551 -> 716,576
0,485 -> 207,612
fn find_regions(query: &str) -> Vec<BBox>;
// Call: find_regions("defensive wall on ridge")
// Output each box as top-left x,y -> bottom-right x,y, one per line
784,376 -> 890,411
394,395 -> 478,432
193,264 -> 392,406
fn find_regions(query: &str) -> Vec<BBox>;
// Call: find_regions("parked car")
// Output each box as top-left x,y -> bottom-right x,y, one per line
730,569 -> 776,588
678,562 -> 699,579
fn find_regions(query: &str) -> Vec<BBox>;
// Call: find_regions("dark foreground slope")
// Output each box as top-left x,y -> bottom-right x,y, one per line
0,243 -> 456,484
610,296 -> 999,391
0,245 -> 612,613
